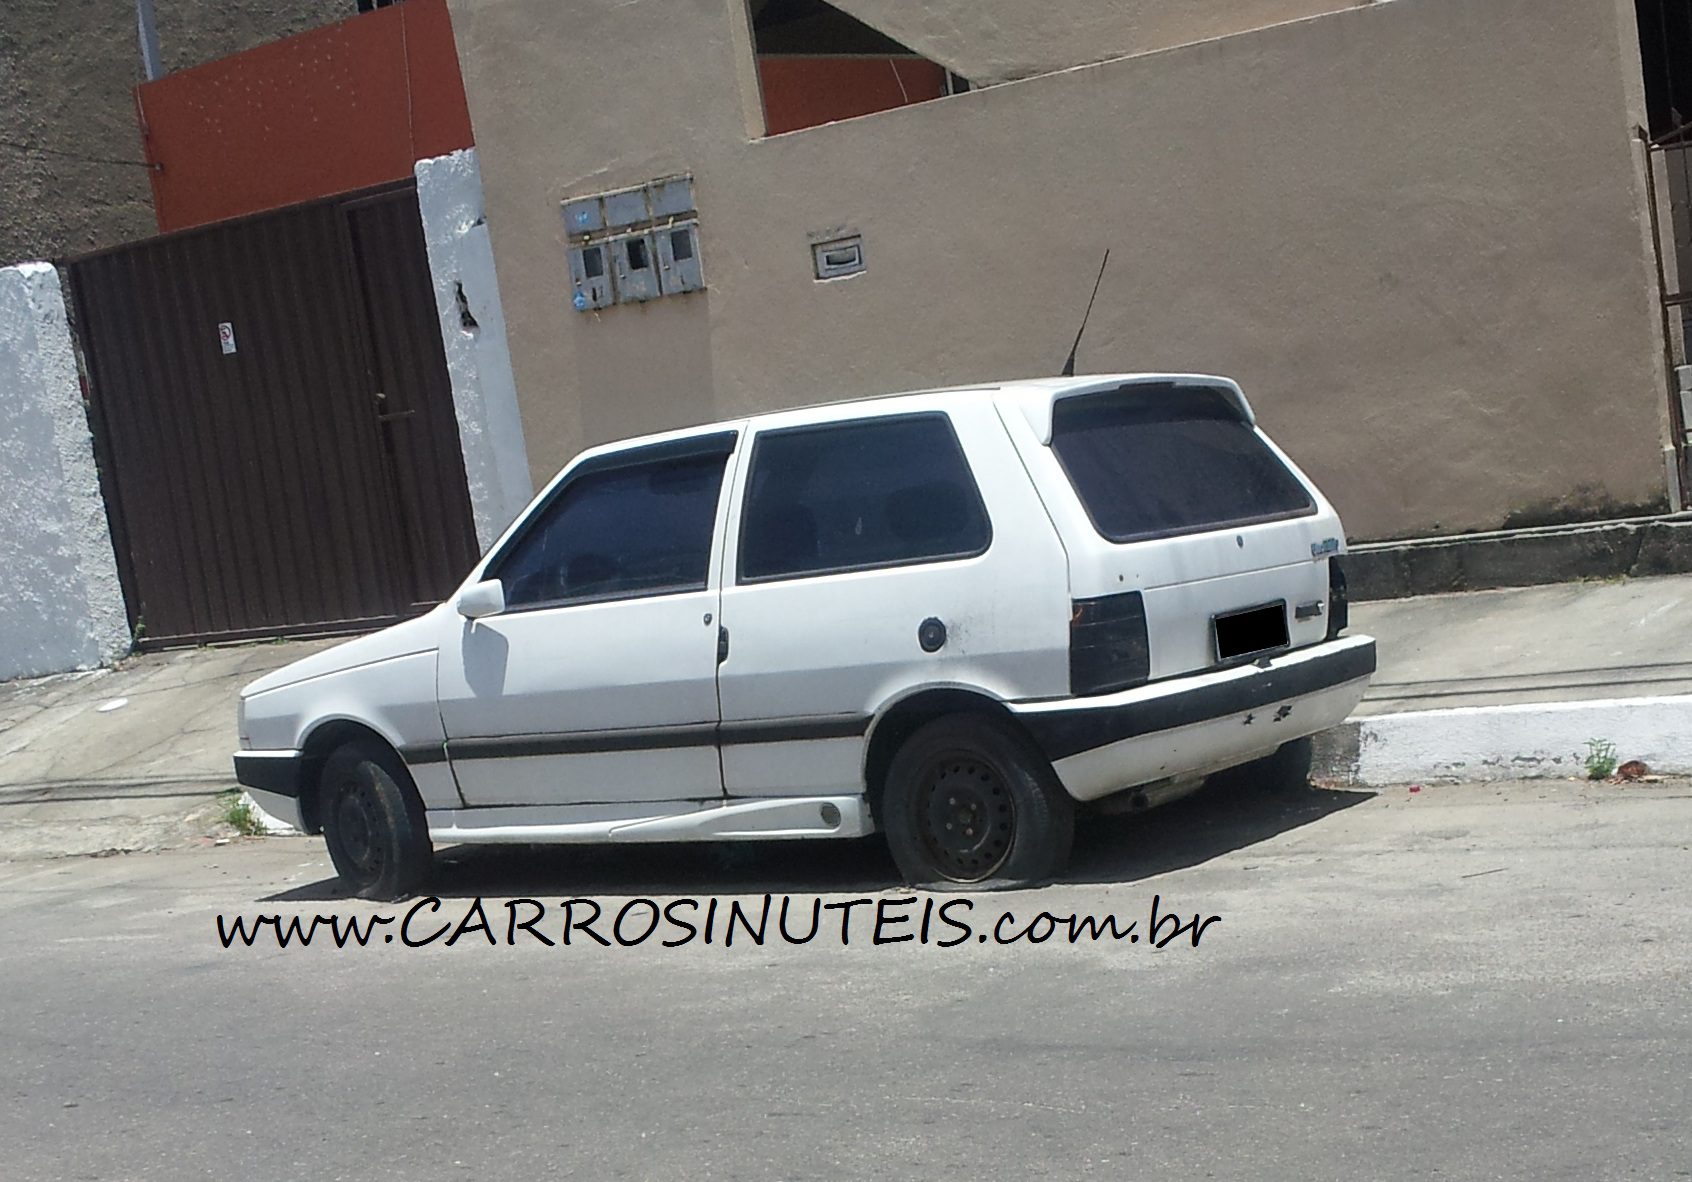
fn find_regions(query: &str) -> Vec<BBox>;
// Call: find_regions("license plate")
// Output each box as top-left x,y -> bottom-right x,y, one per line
1213,601 -> 1289,662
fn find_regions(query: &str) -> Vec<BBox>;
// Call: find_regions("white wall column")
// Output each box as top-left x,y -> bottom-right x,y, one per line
414,149 -> 534,552
0,263 -> 130,680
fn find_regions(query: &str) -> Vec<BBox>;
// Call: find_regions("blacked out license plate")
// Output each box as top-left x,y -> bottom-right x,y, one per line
1213,601 -> 1289,661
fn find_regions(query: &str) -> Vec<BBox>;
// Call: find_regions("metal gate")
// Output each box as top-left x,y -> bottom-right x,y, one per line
1644,133 -> 1692,507
67,182 -> 480,647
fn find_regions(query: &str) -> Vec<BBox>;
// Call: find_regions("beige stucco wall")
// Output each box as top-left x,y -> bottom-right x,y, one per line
451,0 -> 1670,541
828,0 -> 1363,85
0,0 -> 344,264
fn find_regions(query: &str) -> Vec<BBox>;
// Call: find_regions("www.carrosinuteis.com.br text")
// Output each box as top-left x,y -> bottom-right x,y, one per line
216,894 -> 1222,951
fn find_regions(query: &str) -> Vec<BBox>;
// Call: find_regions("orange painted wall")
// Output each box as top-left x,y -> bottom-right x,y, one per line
137,0 -> 473,233
758,57 -> 947,136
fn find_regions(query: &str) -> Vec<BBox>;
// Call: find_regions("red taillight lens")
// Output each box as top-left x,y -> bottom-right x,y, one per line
1327,558 -> 1349,640
1069,591 -> 1151,696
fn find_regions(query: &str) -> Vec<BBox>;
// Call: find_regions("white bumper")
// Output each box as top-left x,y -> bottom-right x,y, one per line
1010,635 -> 1375,802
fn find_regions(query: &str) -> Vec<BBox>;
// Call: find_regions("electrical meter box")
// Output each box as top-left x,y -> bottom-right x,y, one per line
610,233 -> 661,303
656,220 -> 704,295
603,186 -> 650,229
649,176 -> 696,219
567,242 -> 614,311
564,175 -> 702,312
562,196 -> 604,236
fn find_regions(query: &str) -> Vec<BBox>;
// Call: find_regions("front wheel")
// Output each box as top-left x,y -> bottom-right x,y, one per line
881,714 -> 1075,889
319,741 -> 433,900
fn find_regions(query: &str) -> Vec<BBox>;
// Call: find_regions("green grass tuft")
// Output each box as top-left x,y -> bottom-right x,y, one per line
218,790 -> 267,837
1583,738 -> 1618,781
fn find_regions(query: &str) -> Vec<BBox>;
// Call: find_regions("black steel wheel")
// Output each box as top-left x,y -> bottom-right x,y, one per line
319,740 -> 433,900
882,714 -> 1074,889
914,754 -> 1017,880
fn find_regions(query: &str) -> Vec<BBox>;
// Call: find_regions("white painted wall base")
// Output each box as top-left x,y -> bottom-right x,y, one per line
1353,696 -> 1692,784
0,263 -> 129,681
414,149 -> 533,552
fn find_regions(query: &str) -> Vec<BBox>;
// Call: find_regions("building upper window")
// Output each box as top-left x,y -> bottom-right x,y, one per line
750,0 -> 968,136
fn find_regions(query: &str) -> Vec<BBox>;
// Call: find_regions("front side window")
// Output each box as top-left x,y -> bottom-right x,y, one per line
1052,384 -> 1316,545
738,413 -> 992,582
494,449 -> 729,609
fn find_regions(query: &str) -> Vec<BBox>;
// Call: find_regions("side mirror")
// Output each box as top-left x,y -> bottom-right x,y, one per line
456,579 -> 506,620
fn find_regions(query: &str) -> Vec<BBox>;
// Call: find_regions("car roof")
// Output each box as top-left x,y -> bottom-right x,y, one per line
580,373 -> 1251,461
754,372 -> 1244,422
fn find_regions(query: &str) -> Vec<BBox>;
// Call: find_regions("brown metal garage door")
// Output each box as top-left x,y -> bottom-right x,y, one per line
67,182 -> 480,648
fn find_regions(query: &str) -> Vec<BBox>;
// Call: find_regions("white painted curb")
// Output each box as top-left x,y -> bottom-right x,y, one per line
1349,694 -> 1692,784
241,791 -> 299,836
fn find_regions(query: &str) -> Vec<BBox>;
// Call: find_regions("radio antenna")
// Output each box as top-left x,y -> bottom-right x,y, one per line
1060,249 -> 1110,378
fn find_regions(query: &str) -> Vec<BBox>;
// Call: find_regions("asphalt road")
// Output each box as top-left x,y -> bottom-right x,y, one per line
2,777 -> 1688,1181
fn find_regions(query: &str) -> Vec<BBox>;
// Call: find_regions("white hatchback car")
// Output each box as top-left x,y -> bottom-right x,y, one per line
235,374 -> 1374,897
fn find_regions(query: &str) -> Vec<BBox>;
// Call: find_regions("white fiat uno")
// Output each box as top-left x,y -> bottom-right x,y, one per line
236,375 -> 1374,897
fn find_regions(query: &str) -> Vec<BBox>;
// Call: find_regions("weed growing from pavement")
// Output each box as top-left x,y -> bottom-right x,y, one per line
1584,739 -> 1619,781
219,791 -> 266,836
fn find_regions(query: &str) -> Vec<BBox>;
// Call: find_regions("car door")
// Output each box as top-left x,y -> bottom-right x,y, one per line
714,402 -> 1070,800
437,430 -> 740,808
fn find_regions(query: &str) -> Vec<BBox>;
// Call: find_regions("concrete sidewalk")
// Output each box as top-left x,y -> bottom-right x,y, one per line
0,638 -> 338,857
2,575 -> 1689,858
1321,575 -> 1692,784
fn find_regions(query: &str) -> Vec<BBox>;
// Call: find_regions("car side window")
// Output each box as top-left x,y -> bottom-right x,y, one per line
494,450 -> 729,610
738,413 -> 992,583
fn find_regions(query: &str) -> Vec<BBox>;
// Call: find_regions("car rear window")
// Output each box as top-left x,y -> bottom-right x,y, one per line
1050,384 -> 1315,544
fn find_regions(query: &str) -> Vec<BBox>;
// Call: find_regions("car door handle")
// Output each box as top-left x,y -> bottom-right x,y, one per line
717,625 -> 729,664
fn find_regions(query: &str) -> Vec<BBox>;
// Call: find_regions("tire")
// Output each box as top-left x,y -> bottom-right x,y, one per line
881,714 -> 1075,889
319,740 -> 434,900
1217,736 -> 1314,794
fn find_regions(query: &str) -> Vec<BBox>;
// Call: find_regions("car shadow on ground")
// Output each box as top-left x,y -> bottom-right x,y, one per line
261,778 -> 1373,903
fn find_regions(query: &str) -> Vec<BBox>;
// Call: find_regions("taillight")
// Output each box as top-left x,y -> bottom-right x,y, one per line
1327,558 -> 1349,640
1069,591 -> 1151,696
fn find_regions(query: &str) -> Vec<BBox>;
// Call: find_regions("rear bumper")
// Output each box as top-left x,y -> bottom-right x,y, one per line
1010,635 -> 1376,801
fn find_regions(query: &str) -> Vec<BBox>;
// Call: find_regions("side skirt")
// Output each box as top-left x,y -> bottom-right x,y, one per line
426,795 -> 874,845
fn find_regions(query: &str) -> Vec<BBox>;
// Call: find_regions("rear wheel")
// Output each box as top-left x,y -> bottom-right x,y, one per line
319,741 -> 433,900
881,715 -> 1074,889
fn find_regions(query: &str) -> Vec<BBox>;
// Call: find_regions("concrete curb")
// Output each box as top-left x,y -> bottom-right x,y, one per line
1346,515 -> 1692,601
240,790 -> 299,835
1312,694 -> 1692,785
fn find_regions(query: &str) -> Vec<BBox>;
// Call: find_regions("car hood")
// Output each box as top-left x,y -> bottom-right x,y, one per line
240,608 -> 447,697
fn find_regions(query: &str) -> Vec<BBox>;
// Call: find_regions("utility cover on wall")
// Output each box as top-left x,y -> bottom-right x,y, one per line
812,235 -> 865,280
